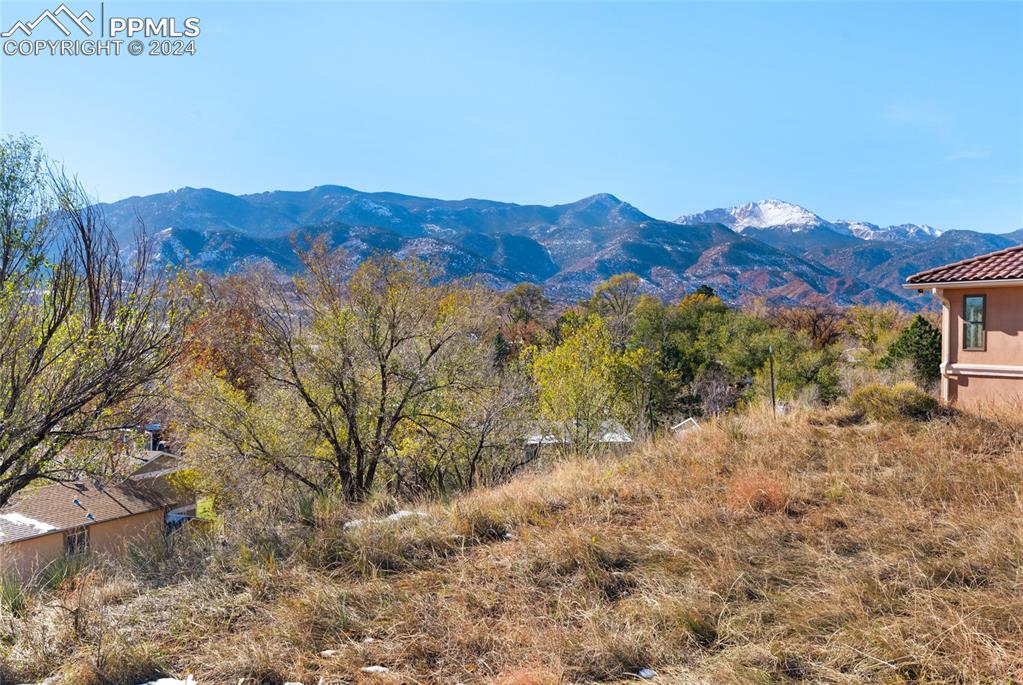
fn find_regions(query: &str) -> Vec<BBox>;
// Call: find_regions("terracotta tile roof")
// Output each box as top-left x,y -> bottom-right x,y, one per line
906,244 -> 1023,285
0,479 -> 173,545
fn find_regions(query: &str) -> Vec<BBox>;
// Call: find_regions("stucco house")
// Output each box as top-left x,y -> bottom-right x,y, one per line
0,453 -> 191,581
904,244 -> 1023,405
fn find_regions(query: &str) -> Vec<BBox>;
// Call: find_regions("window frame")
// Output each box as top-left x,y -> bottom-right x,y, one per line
64,525 -> 89,557
962,293 -> 986,352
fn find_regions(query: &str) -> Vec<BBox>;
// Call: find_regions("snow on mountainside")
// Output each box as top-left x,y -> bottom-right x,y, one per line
678,200 -> 944,243
831,220 -> 942,242
829,220 -> 882,240
679,200 -> 826,232
93,186 -> 1010,308
879,223 -> 943,242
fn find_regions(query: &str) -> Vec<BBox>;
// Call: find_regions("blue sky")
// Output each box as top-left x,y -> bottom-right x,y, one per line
1,1 -> 1021,232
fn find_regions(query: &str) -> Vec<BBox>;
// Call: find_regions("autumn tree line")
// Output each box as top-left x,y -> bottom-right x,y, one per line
0,136 -> 941,510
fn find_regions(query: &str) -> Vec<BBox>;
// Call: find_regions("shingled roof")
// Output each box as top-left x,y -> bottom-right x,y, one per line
905,244 -> 1023,286
0,479 -> 173,545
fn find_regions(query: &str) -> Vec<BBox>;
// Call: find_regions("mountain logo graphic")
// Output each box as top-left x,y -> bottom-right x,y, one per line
2,4 -> 95,38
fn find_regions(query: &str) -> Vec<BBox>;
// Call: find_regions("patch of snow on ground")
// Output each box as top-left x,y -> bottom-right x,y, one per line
344,510 -> 426,530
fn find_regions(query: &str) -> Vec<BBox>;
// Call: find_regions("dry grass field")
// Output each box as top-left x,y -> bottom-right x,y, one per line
3,403 -> 1022,684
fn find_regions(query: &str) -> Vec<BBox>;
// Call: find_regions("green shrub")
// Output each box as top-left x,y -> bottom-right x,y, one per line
848,383 -> 940,422
880,315 -> 941,388
33,554 -> 86,591
0,574 -> 26,616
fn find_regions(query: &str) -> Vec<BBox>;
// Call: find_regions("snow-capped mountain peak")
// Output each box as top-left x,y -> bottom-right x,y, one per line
678,199 -> 827,233
831,220 -> 942,242
885,223 -> 943,241
678,200 -> 944,243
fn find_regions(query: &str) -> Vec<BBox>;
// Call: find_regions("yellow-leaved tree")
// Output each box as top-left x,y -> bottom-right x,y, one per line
529,315 -> 622,449
176,247 -> 534,503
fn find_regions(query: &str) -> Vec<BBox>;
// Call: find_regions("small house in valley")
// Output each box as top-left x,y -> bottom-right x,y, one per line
904,244 -> 1023,405
0,453 -> 192,581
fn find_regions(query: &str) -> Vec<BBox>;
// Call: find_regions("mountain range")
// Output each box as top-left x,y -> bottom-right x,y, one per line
96,187 -> 1022,307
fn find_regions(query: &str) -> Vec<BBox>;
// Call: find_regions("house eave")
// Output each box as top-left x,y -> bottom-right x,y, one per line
943,362 -> 1023,379
0,505 -> 167,547
0,528 -> 58,546
902,278 -> 1023,291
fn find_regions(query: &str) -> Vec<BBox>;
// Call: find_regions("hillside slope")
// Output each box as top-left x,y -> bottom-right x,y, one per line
4,408 -> 1021,684
97,187 -> 1021,307
809,230 -> 1019,294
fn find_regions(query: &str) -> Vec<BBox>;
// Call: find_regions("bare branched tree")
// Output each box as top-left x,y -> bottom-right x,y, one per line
694,363 -> 739,417
770,303 -> 847,349
0,136 -> 194,507
178,244 -> 513,503
388,369 -> 536,498
591,273 -> 641,348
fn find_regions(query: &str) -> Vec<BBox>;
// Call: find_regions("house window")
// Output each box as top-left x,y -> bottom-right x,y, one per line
963,295 -> 986,351
64,526 -> 89,556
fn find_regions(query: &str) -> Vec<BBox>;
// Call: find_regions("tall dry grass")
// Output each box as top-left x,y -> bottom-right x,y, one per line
2,402 -> 1022,684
